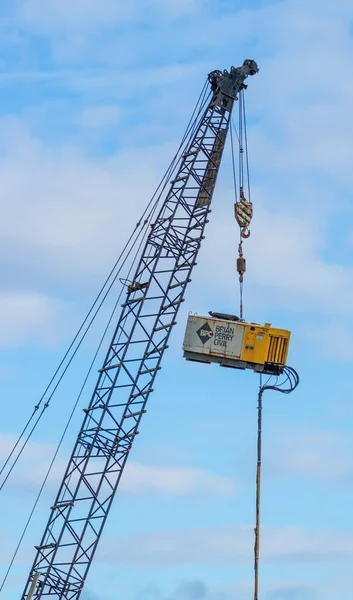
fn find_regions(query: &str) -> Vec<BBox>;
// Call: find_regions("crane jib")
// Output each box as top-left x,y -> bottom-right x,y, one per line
21,60 -> 258,600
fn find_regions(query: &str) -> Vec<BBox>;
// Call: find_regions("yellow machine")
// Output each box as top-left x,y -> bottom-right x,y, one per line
183,311 -> 290,375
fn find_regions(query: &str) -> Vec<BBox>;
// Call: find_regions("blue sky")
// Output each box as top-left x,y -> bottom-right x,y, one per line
0,0 -> 353,599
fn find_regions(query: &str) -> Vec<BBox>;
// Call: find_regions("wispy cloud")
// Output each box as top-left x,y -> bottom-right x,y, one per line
267,427 -> 353,483
17,0 -> 200,32
0,435 -> 236,497
0,120 -> 164,285
0,4 -> 352,598
302,321 -> 353,363
78,105 -> 121,128
134,578 -> 353,600
266,585 -> 314,600
135,581 -> 227,600
96,524 -> 353,566
0,291 -> 68,347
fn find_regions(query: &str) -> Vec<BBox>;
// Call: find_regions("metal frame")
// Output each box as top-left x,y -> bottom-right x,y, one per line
21,60 -> 258,600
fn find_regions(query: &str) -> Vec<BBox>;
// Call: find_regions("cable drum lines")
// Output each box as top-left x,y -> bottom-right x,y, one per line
0,80 -> 213,594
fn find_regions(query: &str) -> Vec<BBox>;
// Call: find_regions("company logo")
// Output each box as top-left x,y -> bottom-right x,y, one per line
196,322 -> 214,344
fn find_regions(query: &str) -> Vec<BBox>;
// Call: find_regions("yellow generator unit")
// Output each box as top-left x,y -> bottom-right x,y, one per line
183,311 -> 290,375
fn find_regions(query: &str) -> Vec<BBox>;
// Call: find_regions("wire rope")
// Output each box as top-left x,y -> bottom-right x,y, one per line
0,83 -> 212,492
0,158 -> 183,587
0,213 -> 154,492
0,80 -> 213,587
229,120 -> 238,205
39,80 -> 212,551
0,281 -> 129,592
242,91 -> 251,203
239,90 -> 244,190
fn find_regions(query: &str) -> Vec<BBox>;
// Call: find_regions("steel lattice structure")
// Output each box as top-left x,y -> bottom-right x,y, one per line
22,59 -> 258,600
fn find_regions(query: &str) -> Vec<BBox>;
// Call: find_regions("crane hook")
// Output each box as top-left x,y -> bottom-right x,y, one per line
241,227 -> 251,239
234,187 -> 253,237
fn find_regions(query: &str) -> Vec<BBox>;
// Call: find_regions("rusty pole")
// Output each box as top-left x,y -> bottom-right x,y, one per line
254,388 -> 263,600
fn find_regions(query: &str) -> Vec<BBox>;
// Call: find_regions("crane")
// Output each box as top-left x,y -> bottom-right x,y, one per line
20,59 -> 259,600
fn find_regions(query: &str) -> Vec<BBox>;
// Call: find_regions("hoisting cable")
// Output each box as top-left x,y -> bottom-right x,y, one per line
231,90 -> 253,321
0,81 -> 214,580
0,80 -> 212,494
253,366 -> 299,600
229,119 -> 238,205
242,87 -> 251,205
239,90 -> 244,192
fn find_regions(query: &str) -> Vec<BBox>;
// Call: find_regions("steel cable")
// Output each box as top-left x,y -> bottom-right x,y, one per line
0,81 -> 211,494
0,219 -> 159,591
0,83 -> 213,589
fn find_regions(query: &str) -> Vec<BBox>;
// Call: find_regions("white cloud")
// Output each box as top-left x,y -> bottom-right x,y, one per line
17,0 -> 199,32
190,419 -> 352,487
246,206 -> 353,315
268,427 -> 353,483
186,1 -> 353,322
18,0 -> 135,30
0,118 -> 163,284
2,1 -> 353,323
97,524 -> 353,566
0,291 -> 66,346
0,2 -> 352,343
0,435 -> 236,497
133,577 -> 353,600
198,198 -> 353,318
302,321 -> 353,362
78,106 -> 121,128
0,4 -> 352,598
122,462 -> 235,496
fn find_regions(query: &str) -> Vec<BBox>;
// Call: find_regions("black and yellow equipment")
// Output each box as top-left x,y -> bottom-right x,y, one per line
183,312 -> 290,375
